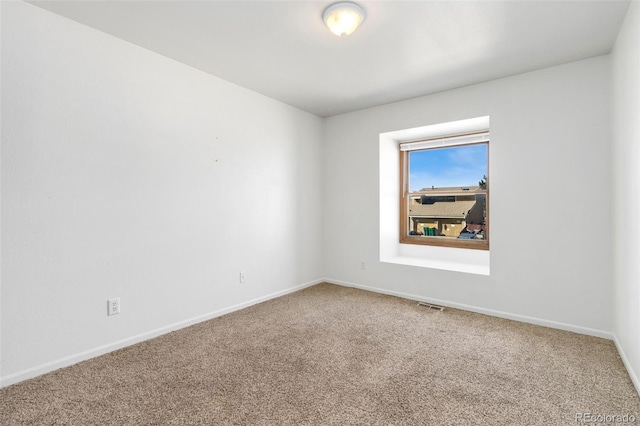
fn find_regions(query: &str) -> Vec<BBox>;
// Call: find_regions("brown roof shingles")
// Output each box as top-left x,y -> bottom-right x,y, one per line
408,200 -> 477,219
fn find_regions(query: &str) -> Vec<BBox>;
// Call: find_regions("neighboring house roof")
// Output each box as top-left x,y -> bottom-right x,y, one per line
409,199 -> 477,219
418,186 -> 481,193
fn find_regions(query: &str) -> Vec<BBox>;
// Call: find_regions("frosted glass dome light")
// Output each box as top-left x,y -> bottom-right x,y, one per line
323,2 -> 366,37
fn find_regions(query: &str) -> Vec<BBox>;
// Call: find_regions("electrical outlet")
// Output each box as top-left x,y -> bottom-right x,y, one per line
108,298 -> 120,316
239,271 -> 247,283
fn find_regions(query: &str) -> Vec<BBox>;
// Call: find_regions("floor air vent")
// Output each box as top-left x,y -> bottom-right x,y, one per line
417,302 -> 445,311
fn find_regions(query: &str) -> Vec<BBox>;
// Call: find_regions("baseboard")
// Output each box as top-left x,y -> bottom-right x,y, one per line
325,278 -> 613,340
0,278 -> 323,388
613,335 -> 640,397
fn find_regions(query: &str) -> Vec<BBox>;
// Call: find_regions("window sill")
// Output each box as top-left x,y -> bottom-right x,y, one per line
381,244 -> 490,276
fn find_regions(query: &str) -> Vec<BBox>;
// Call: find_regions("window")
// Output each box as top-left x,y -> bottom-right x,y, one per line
399,132 -> 489,250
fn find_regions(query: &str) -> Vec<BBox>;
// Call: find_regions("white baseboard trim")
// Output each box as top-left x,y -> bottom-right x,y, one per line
613,335 -> 640,397
0,278 -> 323,388
325,278 -> 613,340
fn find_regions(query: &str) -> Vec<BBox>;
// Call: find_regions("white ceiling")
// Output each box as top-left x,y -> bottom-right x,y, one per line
29,0 -> 630,117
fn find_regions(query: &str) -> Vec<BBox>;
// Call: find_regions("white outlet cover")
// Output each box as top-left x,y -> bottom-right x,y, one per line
108,298 -> 120,316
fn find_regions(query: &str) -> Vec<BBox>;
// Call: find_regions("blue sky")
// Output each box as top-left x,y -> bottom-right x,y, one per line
409,144 -> 487,192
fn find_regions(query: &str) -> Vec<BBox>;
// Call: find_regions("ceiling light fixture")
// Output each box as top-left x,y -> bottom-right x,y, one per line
323,2 -> 366,37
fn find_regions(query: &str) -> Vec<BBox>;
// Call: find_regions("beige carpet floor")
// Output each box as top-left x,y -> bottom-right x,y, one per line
1,283 -> 639,425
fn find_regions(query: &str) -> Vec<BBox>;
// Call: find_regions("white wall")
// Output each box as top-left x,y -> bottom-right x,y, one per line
324,56 -> 612,336
0,1 -> 324,386
612,1 -> 640,395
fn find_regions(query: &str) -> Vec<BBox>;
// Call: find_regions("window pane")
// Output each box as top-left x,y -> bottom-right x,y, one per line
405,143 -> 488,242
408,144 -> 487,192
407,193 -> 486,240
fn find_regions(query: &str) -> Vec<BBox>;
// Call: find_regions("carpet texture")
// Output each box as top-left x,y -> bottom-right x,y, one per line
1,283 -> 639,425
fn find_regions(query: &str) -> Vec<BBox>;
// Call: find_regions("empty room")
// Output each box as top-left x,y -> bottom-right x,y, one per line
1,0 -> 639,424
